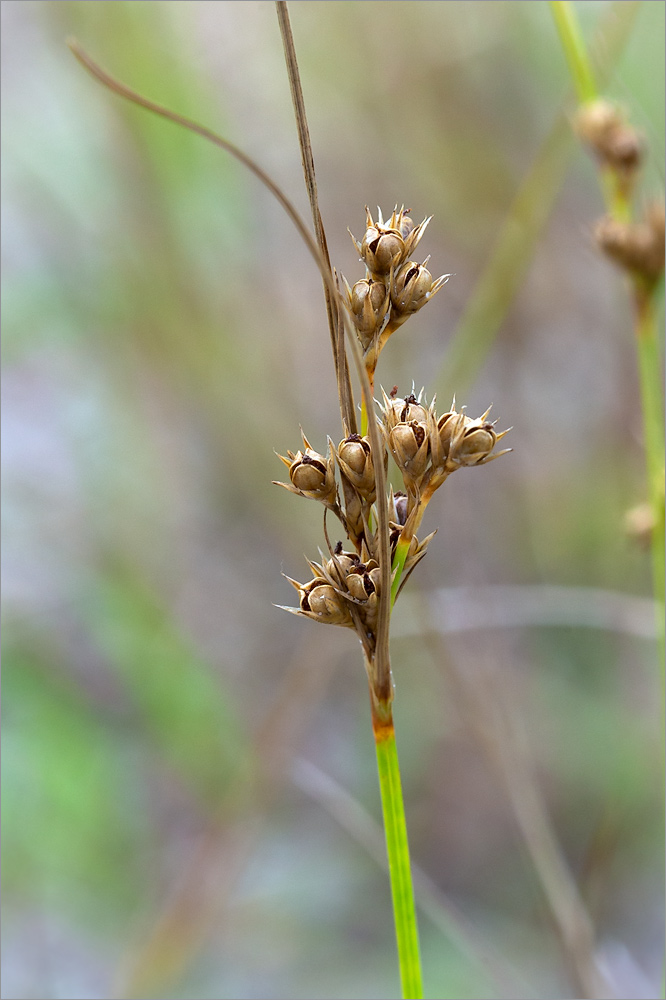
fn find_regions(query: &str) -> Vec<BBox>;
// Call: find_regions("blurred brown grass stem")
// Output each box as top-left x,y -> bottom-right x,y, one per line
421,625 -> 615,1000
291,757 -> 528,999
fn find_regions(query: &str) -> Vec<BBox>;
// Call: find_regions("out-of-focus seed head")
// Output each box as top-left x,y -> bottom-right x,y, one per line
574,99 -> 643,183
625,501 -> 660,549
595,205 -> 665,285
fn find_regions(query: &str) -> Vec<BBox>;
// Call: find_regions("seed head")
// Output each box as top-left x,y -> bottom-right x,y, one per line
443,406 -> 511,470
274,432 -> 338,506
279,575 -> 355,627
344,275 -> 390,348
349,206 -> 431,279
595,204 -> 665,286
336,433 -> 378,500
388,420 -> 430,489
574,100 -> 643,173
381,389 -> 429,430
390,258 -> 451,321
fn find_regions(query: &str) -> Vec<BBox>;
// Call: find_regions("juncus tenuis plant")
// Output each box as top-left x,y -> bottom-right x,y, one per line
69,5 -> 511,995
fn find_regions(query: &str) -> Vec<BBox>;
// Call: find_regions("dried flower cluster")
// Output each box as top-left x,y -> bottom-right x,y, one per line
275,209 -> 510,654
575,100 -> 665,289
343,207 -> 451,383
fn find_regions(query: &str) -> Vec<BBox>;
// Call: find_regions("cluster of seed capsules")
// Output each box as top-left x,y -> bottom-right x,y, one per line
574,100 -> 665,287
343,206 -> 450,373
274,208 -> 511,641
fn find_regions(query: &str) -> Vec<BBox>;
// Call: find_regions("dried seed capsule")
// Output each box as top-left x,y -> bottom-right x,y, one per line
389,420 -> 430,486
324,549 -> 361,582
278,575 -> 354,627
337,433 -> 378,499
437,409 -> 465,458
574,99 -> 643,174
345,276 -> 391,348
391,491 -> 409,526
446,409 -> 511,469
361,224 -> 404,276
349,207 -> 432,279
304,582 -> 350,623
274,433 -> 338,506
382,390 -> 428,430
346,570 -> 372,603
390,259 -> 449,316
595,205 -> 665,285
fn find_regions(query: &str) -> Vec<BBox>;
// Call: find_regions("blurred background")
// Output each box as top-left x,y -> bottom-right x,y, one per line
2,2 -> 664,998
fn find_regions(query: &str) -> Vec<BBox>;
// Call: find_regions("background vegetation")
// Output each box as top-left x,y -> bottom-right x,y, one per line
2,2 -> 664,998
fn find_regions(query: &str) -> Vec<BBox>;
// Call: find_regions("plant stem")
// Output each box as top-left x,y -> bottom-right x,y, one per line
372,696 -> 423,1000
635,288 -> 666,666
549,1 -> 598,103
549,0 -> 665,674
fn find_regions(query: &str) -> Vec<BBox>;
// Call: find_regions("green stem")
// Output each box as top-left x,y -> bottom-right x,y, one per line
549,1 -> 598,103
373,705 -> 423,1000
550,1 -> 665,673
635,290 -> 666,665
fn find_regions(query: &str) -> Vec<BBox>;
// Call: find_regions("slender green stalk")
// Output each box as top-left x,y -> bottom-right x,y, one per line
549,1 -> 598,103
373,709 -> 423,1000
549,0 -> 665,673
635,291 -> 666,663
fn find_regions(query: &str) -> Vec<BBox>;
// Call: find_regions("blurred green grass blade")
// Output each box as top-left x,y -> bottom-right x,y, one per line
437,113 -> 573,403
2,639 -> 140,914
85,566 -> 251,803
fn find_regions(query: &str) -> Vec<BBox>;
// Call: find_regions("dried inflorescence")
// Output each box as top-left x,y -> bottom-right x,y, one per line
574,100 -> 643,192
275,209 -> 511,653
595,201 -> 665,288
574,101 -> 664,290
344,206 -> 451,369
276,388 -> 510,642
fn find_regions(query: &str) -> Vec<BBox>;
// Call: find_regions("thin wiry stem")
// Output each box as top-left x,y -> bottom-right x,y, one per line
342,308 -> 392,708
275,1 -> 355,436
549,0 -> 597,103
67,40 -> 341,327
